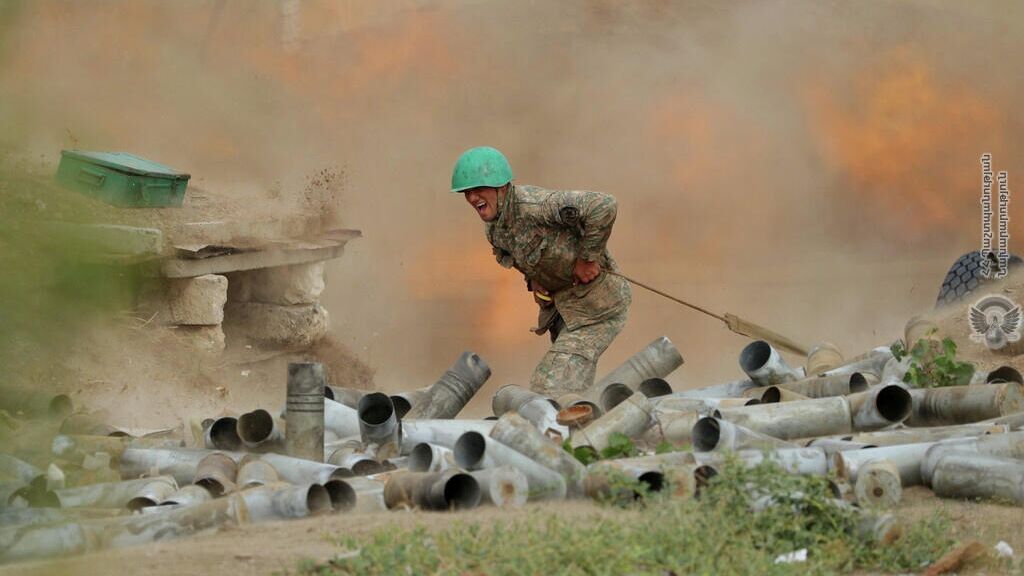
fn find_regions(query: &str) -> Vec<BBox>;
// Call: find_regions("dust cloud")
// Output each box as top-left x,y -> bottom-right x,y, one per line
1,1 -> 1022,415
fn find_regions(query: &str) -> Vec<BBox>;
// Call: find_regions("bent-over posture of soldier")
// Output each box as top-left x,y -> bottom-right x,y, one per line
450,146 -> 631,397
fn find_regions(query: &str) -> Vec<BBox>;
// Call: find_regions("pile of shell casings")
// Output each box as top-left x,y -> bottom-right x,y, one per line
2,318 -> 1023,564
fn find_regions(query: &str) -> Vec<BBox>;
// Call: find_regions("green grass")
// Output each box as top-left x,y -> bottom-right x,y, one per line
293,458 -> 958,575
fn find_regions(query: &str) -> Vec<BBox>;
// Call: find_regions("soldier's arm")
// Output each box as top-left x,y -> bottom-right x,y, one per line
538,190 -> 618,261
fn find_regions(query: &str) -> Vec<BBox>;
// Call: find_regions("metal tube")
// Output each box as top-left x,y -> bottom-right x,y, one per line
323,386 -> 365,408
324,397 -> 361,441
571,392 -> 654,453
159,484 -> 213,507
343,476 -> 388,512
830,442 -> 936,486
203,416 -> 242,451
738,340 -> 800,386
716,396 -> 852,440
257,453 -> 347,484
236,459 -> 279,489
325,439 -> 384,476
584,455 -> 698,501
853,459 -> 902,508
555,393 -> 602,420
469,466 -> 528,507
193,452 -> 238,497
237,482 -> 332,520
805,342 -> 844,376
0,494 -> 244,564
0,454 -> 41,485
919,431 -> 1024,485
691,417 -> 799,452
54,476 -> 177,509
693,447 -> 829,476
236,409 -> 285,451
584,336 -> 684,407
390,388 -> 431,420
125,479 -> 179,512
821,347 -> 894,379
666,379 -> 759,400
408,442 -> 453,472
51,435 -> 183,465
399,419 -> 495,453
759,387 -> 810,403
986,366 -> 1024,385
323,479 -> 357,512
492,385 -> 568,439
931,452 -> 1024,504
599,382 -> 635,412
121,448 -> 236,486
805,438 -> 876,455
638,377 -> 673,398
489,412 -> 586,495
906,383 -> 1024,427
404,352 -> 492,419
383,470 -> 481,511
643,409 -> 701,446
357,392 -> 399,449
847,423 -> 1008,447
775,373 -> 872,398
286,362 -> 326,462
847,384 -> 913,430
453,431 -> 566,500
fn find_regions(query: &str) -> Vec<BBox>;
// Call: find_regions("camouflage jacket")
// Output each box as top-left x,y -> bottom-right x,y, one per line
485,184 -> 631,331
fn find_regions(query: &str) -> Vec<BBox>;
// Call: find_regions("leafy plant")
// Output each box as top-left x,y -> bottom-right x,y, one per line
599,431 -> 639,459
898,336 -> 974,388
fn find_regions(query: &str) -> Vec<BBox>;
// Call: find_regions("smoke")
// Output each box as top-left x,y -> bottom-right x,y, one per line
1,1 -> 1022,416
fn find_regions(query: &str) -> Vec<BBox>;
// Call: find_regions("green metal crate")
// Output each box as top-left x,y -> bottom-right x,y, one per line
55,150 -> 190,207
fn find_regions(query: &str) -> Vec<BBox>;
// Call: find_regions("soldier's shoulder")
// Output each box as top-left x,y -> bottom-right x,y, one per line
513,184 -> 557,206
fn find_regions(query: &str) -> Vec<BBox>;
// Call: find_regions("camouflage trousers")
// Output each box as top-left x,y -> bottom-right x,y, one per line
529,309 -> 629,398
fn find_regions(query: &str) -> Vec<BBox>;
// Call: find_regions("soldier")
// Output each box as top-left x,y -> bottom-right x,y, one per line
451,146 -> 631,397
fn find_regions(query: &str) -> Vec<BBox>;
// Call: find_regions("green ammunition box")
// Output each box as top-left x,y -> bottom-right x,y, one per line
55,150 -> 190,207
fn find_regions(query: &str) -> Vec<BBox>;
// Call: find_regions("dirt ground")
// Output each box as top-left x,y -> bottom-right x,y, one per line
0,488 -> 1021,576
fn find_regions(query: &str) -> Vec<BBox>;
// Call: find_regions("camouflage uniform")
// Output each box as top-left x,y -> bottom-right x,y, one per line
485,184 -> 632,396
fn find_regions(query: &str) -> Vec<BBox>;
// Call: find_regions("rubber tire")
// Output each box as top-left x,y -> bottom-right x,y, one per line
936,251 -> 1022,307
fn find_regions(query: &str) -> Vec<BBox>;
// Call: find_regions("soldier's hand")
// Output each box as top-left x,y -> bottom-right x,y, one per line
573,258 -> 601,285
533,284 -> 554,307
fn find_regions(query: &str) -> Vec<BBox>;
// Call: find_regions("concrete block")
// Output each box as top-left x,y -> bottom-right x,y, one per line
166,274 -> 228,325
226,262 -> 325,305
174,325 -> 226,354
224,302 -> 329,348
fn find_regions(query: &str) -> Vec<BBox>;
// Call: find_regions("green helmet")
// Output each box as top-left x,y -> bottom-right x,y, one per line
450,146 -> 513,193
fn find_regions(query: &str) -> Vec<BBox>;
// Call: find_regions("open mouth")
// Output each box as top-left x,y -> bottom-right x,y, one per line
474,201 -> 487,214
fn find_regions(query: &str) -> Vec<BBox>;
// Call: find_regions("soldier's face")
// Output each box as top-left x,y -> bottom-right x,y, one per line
464,186 -> 501,222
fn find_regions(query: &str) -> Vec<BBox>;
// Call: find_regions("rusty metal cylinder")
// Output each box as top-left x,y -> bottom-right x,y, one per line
454,431 -> 566,500
599,383 -> 635,412
830,442 -> 935,486
692,416 -> 798,452
930,452 -> 1024,504
805,342 -> 844,376
237,409 -> 284,450
408,442 -> 453,472
759,387 -> 810,403
357,392 -> 399,448
777,373 -> 873,398
286,362 -> 326,462
383,470 -> 481,511
404,352 -> 491,419
638,377 -> 673,398
489,412 -> 586,494
469,466 -> 528,508
203,417 -> 243,451
716,396 -> 852,440
193,452 -> 238,497
847,384 -> 913,430
55,476 -> 178,509
585,336 -> 684,407
906,382 -> 1024,427
739,340 -> 801,386
492,385 -> 567,438
571,392 -> 655,453
986,366 -> 1024,385
919,431 -> 1024,485
643,409 -> 701,446
323,386 -> 365,408
853,459 -> 902,508
236,459 -> 279,489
